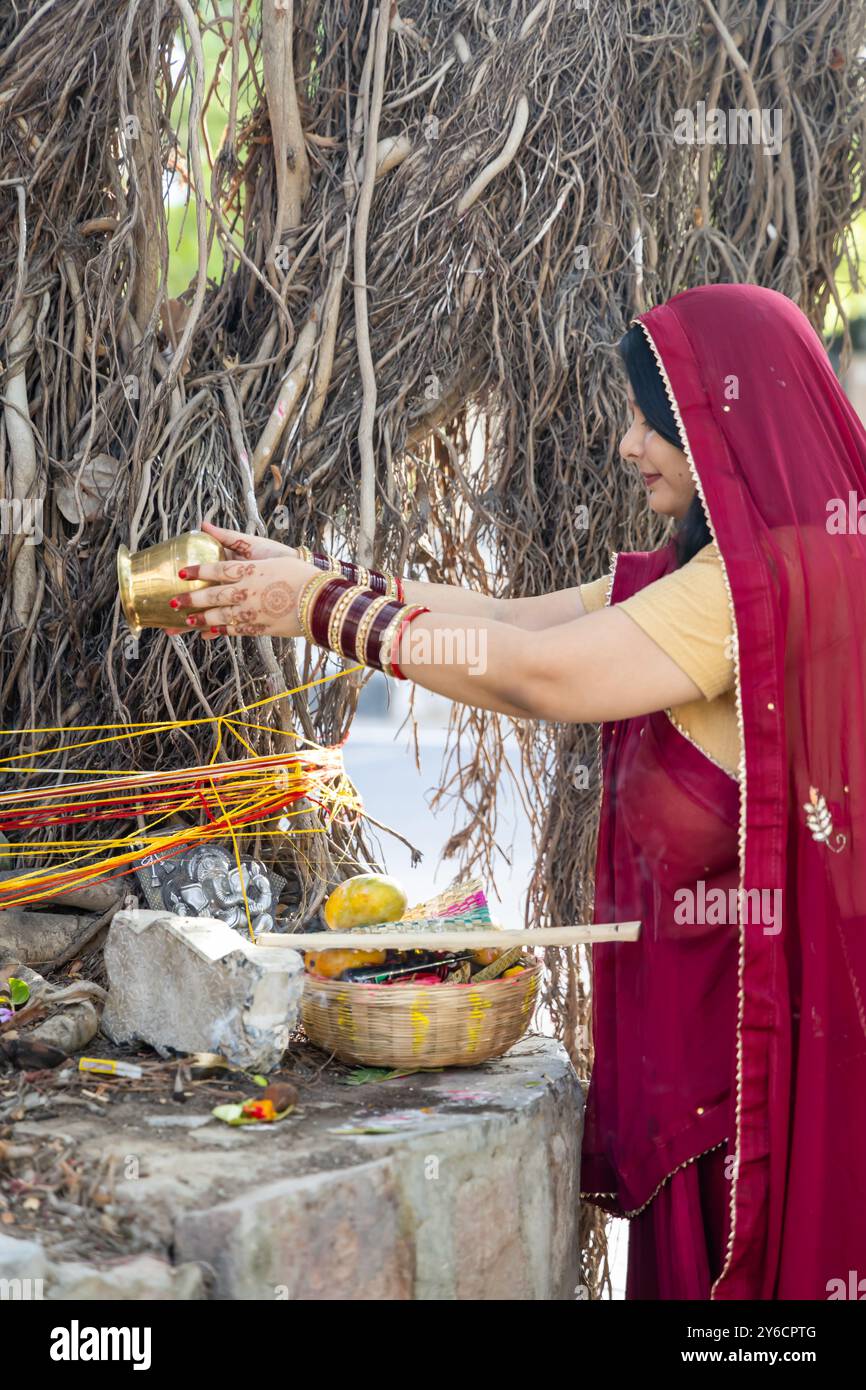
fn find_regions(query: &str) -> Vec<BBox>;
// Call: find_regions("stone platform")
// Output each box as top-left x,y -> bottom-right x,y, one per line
0,1036 -> 584,1300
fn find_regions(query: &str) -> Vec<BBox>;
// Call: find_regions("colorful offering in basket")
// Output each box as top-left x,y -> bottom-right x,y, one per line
303,875 -> 532,985
304,947 -> 387,979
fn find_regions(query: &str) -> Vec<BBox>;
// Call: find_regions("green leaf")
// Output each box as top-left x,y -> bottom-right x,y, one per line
340,1067 -> 394,1086
212,1103 -> 245,1124
340,1065 -> 444,1086
249,1074 -> 268,1087
386,1066 -> 443,1079
8,978 -> 30,1007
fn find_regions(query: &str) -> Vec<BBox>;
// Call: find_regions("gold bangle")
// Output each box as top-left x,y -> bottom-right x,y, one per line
298,571 -> 338,644
298,571 -> 323,639
356,593 -> 394,666
328,583 -> 368,656
297,545 -> 313,564
378,605 -> 410,678
299,572 -> 333,643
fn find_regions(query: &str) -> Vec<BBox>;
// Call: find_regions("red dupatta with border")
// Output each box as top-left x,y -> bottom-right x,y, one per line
581,283 -> 866,1300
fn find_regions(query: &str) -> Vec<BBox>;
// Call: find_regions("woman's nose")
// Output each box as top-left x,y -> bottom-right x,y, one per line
619,424 -> 641,463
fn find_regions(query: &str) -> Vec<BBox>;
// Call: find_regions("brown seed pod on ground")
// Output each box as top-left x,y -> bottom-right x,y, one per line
260,1081 -> 299,1113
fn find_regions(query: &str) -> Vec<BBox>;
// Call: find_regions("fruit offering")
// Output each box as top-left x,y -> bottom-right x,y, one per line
303,877 -> 529,987
323,873 -> 408,930
304,947 -> 387,979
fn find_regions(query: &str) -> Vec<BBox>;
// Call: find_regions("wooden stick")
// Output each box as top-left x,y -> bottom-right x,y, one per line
256,921 -> 640,951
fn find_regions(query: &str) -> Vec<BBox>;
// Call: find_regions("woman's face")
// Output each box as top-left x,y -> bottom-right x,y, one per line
620,383 -> 696,520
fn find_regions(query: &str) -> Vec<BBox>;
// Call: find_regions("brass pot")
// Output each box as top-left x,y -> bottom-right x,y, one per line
117,530 -> 225,638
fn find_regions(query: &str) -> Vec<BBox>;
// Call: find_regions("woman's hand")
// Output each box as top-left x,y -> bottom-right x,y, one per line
168,555 -> 318,639
200,520 -> 297,561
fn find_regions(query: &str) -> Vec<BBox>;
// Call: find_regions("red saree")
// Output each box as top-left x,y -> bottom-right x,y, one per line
580,283 -> 866,1300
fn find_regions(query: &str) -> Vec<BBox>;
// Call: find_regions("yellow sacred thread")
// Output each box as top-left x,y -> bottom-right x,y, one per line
0,666 -> 366,937
0,665 -> 363,765
204,719 -> 256,942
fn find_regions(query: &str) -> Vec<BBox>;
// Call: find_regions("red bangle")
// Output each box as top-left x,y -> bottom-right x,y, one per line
310,576 -> 354,647
311,549 -> 403,600
388,606 -> 430,680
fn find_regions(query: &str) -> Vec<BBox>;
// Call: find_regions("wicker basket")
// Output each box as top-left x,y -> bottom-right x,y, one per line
302,961 -> 542,1068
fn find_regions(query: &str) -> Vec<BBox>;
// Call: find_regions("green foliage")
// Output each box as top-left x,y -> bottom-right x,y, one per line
8,977 -> 30,1006
164,19 -> 257,297
340,1065 -> 444,1084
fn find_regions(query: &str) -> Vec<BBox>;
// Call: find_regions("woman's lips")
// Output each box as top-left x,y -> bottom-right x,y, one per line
641,472 -> 662,486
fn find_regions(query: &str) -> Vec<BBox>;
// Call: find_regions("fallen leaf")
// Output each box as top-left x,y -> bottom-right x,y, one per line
56,453 -> 117,524
189,1052 -> 229,1080
340,1065 -> 443,1086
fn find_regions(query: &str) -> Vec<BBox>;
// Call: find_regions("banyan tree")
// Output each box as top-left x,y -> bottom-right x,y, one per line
1,0 -> 864,1295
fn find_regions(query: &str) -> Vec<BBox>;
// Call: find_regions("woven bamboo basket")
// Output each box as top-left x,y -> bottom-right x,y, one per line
301,960 -> 542,1068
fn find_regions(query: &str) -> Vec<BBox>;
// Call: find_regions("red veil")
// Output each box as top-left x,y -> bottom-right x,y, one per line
581,283 -> 866,1299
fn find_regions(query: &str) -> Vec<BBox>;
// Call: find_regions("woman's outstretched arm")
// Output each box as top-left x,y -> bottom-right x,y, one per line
380,604 -> 703,721
401,577 -> 592,629
172,555 -> 702,723
201,522 -> 592,631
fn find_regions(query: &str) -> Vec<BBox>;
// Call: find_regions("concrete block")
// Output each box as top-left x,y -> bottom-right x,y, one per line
175,1159 -> 414,1300
101,910 -> 303,1072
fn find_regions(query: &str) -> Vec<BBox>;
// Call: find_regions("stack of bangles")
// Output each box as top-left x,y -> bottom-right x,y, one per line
296,546 -> 405,602
297,571 -> 430,680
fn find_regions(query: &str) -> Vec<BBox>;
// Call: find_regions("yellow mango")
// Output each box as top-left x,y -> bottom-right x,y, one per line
305,948 -> 387,979
323,873 -> 408,931
471,948 -> 501,966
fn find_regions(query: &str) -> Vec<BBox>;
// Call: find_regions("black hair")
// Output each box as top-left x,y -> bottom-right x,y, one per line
617,323 -> 712,567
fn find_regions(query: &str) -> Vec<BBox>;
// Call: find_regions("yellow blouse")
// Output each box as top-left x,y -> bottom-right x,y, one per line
579,542 -> 740,778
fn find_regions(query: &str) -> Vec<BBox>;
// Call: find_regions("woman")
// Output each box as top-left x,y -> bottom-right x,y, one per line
168,283 -> 866,1300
